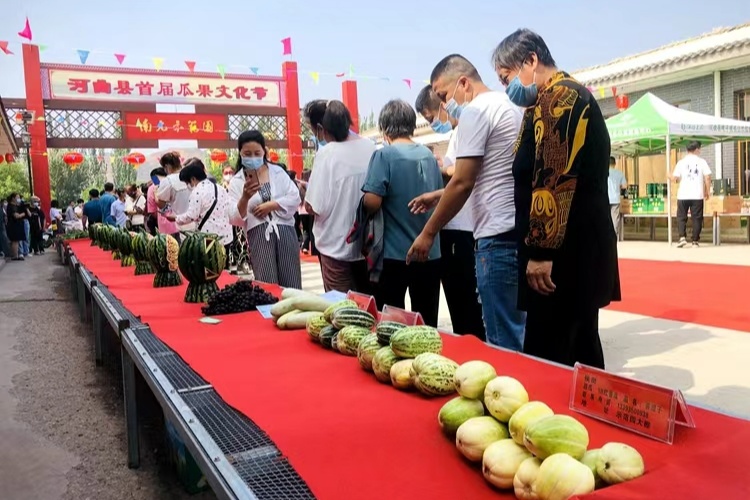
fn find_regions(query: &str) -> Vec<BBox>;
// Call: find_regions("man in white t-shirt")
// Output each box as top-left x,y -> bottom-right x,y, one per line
126,184 -> 147,231
411,85 -> 484,339
671,141 -> 711,247
407,55 -> 526,351
156,152 -> 192,239
304,99 -> 376,293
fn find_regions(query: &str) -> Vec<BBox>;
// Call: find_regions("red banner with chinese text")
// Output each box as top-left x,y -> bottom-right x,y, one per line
122,113 -> 227,141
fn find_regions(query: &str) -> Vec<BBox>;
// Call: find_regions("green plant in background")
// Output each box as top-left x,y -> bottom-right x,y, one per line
0,161 -> 31,200
110,149 -> 137,188
48,149 -> 105,204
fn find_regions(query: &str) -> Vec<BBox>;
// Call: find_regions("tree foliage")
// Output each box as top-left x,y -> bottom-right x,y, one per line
0,161 -> 30,200
47,149 -> 105,204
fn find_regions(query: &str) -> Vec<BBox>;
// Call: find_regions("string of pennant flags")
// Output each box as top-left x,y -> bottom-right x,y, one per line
2,17 -> 619,97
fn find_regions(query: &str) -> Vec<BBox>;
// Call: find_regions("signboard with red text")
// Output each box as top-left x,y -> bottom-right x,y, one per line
122,112 -> 227,141
46,68 -> 282,107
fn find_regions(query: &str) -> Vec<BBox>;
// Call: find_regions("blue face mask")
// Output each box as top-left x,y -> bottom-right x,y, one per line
314,136 -> 327,149
431,119 -> 453,134
506,70 -> 538,107
444,79 -> 471,120
241,156 -> 264,170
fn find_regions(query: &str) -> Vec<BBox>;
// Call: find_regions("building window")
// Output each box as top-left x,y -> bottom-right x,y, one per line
737,90 -> 750,196
672,101 -> 691,111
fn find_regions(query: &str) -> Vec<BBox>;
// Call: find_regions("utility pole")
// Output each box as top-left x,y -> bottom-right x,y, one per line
19,110 -> 34,196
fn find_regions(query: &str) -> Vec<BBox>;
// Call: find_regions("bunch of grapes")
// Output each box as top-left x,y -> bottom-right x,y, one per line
201,280 -> 278,316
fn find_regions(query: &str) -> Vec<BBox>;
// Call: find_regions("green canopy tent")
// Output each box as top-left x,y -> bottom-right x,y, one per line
606,92 -> 750,244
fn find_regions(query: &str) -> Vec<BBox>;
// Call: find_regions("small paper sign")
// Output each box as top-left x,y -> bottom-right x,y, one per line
321,290 -> 347,302
569,363 -> 695,444
346,291 -> 378,317
380,305 -> 424,326
199,317 -> 222,325
255,304 -> 275,320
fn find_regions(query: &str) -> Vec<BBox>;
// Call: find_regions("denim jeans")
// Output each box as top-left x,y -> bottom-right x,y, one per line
475,235 -> 526,351
21,219 -> 30,256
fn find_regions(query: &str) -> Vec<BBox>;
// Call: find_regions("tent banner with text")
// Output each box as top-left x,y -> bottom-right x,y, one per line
122,112 -> 228,141
45,67 -> 283,107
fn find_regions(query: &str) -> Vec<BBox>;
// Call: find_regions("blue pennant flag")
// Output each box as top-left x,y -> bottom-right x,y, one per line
77,49 -> 90,64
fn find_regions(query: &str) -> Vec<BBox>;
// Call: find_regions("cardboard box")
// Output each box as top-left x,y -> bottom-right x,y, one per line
705,196 -> 742,214
620,199 -> 632,214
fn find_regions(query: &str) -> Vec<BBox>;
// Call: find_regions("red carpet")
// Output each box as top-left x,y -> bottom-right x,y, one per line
610,259 -> 750,332
68,241 -> 750,500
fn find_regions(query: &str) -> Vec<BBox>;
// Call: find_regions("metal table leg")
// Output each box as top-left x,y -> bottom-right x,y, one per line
93,301 -> 103,366
713,214 -> 721,246
650,218 -> 656,241
121,344 -> 140,468
77,276 -> 86,322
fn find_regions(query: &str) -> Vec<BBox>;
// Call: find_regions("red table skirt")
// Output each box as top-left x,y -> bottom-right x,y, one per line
68,240 -> 750,500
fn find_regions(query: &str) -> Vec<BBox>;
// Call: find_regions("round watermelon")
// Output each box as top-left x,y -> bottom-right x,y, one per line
178,232 -> 226,303
117,229 -> 136,267
88,223 -> 99,246
132,231 -> 155,275
147,233 -> 183,288
97,225 -> 111,251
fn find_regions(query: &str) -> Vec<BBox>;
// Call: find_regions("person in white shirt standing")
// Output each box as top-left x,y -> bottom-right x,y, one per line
407,54 -> 526,351
607,157 -> 627,240
156,152 -> 191,241
304,100 -> 376,294
410,85 -> 485,340
672,141 -> 711,247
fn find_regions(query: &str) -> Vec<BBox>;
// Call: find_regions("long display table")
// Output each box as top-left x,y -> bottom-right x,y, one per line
65,239 -> 750,499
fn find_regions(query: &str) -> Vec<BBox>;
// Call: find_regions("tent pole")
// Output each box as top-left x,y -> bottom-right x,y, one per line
666,134 -> 672,245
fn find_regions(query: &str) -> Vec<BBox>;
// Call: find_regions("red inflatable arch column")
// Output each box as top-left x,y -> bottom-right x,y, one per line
22,44 -> 51,214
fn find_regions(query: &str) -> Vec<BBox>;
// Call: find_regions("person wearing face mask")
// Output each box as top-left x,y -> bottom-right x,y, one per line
303,100 -> 376,294
0,199 -> 10,259
27,196 -> 46,255
227,130 -> 302,288
124,184 -> 146,231
166,159 -> 233,249
407,54 -> 525,351
146,168 -> 171,236
492,29 -> 619,369
5,193 -> 28,261
410,85 -> 484,341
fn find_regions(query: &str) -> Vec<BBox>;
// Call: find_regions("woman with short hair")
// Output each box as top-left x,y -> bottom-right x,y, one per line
5,193 -> 29,261
227,130 -> 302,288
361,99 -> 444,326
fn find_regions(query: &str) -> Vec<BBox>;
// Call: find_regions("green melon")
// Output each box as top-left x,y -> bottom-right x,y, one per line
132,231 -> 155,275
523,415 -> 590,460
178,232 -> 226,303
332,308 -> 376,330
371,347 -> 401,384
323,300 -> 358,323
390,326 -> 443,358
357,335 -> 382,372
337,327 -> 373,356
147,234 -> 183,288
438,396 -> 486,437
319,325 -> 338,349
375,321 -> 407,346
306,316 -> 330,342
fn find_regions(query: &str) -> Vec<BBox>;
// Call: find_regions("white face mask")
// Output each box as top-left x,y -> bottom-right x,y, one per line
223,174 -> 233,182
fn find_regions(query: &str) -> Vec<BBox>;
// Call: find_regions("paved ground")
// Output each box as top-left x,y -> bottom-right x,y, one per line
0,254 -> 214,500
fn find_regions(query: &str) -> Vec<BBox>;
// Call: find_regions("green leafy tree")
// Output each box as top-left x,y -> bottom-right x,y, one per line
48,150 -> 105,205
0,161 -> 31,200
111,149 -> 137,188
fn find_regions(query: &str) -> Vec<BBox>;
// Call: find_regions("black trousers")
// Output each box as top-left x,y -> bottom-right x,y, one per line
375,259 -> 441,327
523,297 -> 605,369
440,230 -> 485,341
30,231 -> 44,254
676,199 -> 704,242
299,214 -> 312,251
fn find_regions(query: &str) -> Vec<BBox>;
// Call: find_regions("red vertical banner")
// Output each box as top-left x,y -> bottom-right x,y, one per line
22,43 -> 51,213
342,80 -> 359,134
282,61 -> 303,175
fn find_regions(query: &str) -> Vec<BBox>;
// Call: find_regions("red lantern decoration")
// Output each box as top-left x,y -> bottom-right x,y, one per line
5,153 -> 14,163
126,152 -> 146,165
616,94 -> 630,111
210,149 -> 228,163
268,150 -> 280,163
0,155 -> 4,165
63,152 -> 84,167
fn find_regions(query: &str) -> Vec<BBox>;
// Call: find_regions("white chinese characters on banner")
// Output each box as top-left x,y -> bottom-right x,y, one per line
47,69 -> 283,107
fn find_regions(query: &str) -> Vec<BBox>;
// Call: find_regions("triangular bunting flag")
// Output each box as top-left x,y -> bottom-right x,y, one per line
152,57 -> 164,71
598,87 -> 606,98
38,44 -> 48,52
281,37 -> 292,56
611,86 -> 618,98
403,79 -> 412,89
335,72 -> 345,78
185,60 -> 196,72
77,49 -> 90,64
114,53 -> 126,65
348,64 -> 354,78
217,64 -> 226,78
18,17 -> 32,41
249,67 -> 259,75
0,41 -> 12,55
310,72 -> 320,85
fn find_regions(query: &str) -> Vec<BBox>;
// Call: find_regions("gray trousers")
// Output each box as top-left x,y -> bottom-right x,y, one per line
610,204 -> 622,241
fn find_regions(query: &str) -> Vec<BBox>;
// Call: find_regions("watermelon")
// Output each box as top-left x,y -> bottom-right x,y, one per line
97,225 -> 111,250
337,327 -> 373,356
357,335 -> 382,371
132,231 -> 155,275
323,299 -> 358,323
390,326 -> 443,358
147,234 -> 183,288
306,316 -> 330,342
319,325 -> 338,349
523,415 -> 590,460
439,396 -> 486,437
413,356 -> 459,397
330,331 -> 341,352
178,232 -> 226,303
117,229 -> 136,267
371,347 -> 401,384
88,223 -> 99,246
375,321 -> 407,346
332,308 -> 376,330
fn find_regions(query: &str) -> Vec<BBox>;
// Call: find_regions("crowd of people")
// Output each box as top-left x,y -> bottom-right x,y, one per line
0,28 -> 622,370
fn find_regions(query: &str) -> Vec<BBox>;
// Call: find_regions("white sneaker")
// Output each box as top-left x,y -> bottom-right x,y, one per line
676,237 -> 687,248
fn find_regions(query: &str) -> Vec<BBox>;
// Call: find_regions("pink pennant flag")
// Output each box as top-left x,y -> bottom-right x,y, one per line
403,78 -> 412,89
114,53 -> 126,65
185,60 -> 196,72
0,41 -> 12,55
281,37 -> 292,56
18,17 -> 32,41
335,72 -> 345,78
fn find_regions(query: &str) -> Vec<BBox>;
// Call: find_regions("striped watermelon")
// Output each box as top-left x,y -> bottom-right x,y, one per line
357,335 -> 382,372
376,321 -> 407,346
147,234 -> 183,288
306,316 -> 330,342
332,308 -> 376,330
390,326 -> 443,358
96,225 -> 111,250
132,231 -> 155,275
88,223 -> 99,246
323,300 -> 358,323
336,327 -> 373,356
178,232 -> 226,303
319,326 -> 338,349
371,347 -> 401,384
117,229 -> 136,267
413,357 -> 459,397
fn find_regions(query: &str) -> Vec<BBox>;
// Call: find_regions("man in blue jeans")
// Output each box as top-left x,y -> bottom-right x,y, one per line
408,54 -> 526,350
